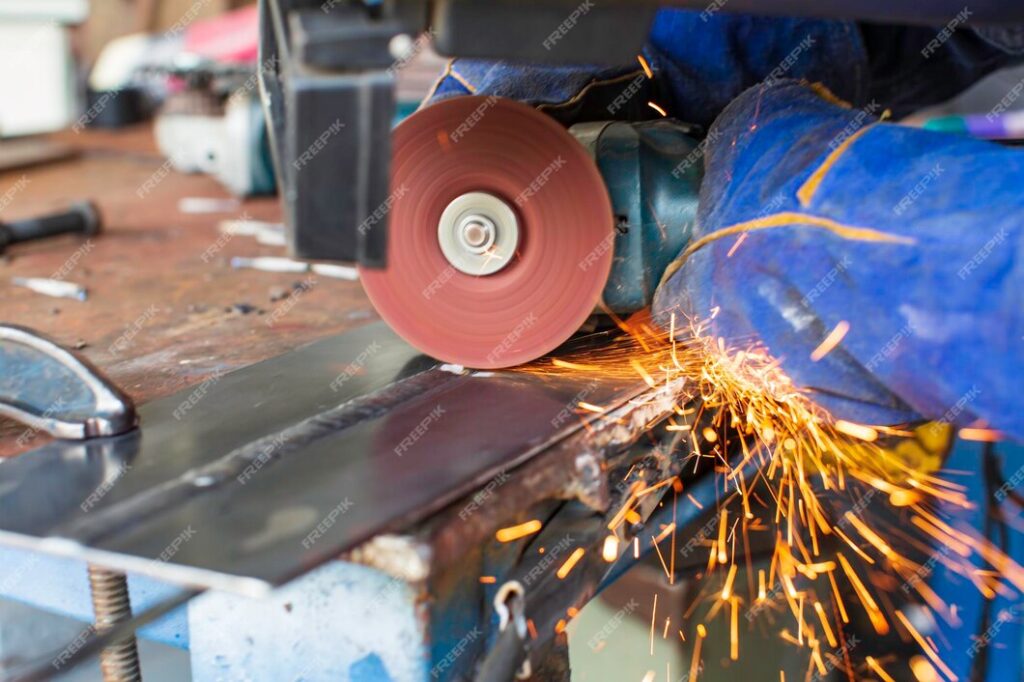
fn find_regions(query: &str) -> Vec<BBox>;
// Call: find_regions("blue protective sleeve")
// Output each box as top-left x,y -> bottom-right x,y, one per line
427,10 -> 1022,128
653,80 -> 1024,439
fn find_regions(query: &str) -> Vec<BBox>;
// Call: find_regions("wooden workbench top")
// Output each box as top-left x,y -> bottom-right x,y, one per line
0,126 -> 377,456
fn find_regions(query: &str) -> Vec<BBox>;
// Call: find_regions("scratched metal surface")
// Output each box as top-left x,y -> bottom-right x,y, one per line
0,321 -> 646,594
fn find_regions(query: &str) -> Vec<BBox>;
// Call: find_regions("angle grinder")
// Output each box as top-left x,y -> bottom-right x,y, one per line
359,96 -> 703,368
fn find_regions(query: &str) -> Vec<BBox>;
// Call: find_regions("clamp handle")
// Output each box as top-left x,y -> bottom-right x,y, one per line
0,325 -> 137,440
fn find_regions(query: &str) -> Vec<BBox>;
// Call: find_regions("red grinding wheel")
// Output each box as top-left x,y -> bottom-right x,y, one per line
359,96 -> 614,369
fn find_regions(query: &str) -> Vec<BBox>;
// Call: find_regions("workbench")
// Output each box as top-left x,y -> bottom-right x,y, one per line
0,128 -> 704,681
0,126 -> 374,458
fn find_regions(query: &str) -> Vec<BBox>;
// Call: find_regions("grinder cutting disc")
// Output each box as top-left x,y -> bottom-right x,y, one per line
359,96 -> 614,369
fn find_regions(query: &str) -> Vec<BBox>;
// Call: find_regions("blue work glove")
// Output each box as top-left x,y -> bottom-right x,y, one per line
653,80 -> 1024,440
427,10 -> 1024,128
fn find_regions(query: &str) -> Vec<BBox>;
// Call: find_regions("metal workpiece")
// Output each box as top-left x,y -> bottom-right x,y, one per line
0,325 -> 137,440
0,323 -> 656,595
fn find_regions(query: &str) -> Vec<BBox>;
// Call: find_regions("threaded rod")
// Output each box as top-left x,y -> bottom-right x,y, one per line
87,565 -> 142,682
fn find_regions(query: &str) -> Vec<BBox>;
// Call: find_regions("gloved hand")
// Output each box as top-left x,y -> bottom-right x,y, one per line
424,10 -> 1024,439
653,80 -> 1024,440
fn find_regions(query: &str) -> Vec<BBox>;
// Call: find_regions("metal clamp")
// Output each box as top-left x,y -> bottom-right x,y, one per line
0,325 -> 137,440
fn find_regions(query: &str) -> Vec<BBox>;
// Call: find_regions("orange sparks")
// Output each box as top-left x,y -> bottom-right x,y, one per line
637,54 -> 654,78
689,624 -> 706,682
813,601 -> 837,648
516,308 -> 1018,680
895,610 -> 958,681
958,427 -> 1003,442
809,320 -> 850,361
602,535 -> 620,562
866,656 -> 896,682
726,232 -> 748,257
730,597 -> 740,661
650,594 -> 658,656
648,101 -> 668,117
552,358 -> 601,371
495,520 -> 542,542
721,564 -> 738,600
833,420 -> 879,442
910,656 -> 941,682
556,547 -> 586,579
478,576 -> 496,584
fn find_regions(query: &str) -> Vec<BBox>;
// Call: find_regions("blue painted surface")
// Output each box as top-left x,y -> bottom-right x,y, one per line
0,546 -> 189,648
349,653 -> 394,682
930,440 -> 1024,682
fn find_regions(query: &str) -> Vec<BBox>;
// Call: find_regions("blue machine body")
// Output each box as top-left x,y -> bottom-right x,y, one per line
574,119 -> 702,313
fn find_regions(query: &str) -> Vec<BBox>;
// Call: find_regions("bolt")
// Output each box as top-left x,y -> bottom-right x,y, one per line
87,565 -> 142,682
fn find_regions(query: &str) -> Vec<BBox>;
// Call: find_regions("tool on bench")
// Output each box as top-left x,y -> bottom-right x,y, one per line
0,324 -> 136,440
0,201 -> 102,255
359,96 -> 702,368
